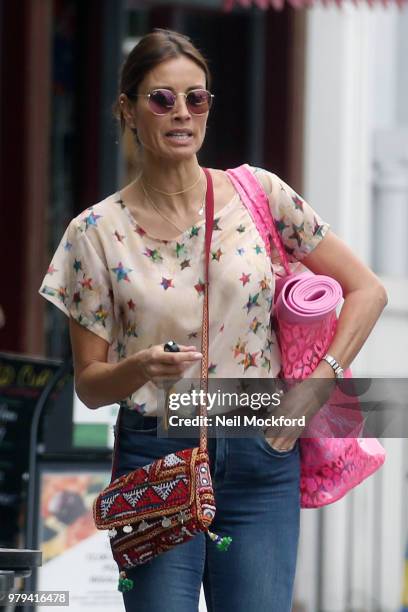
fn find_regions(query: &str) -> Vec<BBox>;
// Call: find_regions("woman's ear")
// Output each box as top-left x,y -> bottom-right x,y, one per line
119,94 -> 138,131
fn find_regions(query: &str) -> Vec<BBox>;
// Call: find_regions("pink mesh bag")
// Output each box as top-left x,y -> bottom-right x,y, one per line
226,164 -> 386,508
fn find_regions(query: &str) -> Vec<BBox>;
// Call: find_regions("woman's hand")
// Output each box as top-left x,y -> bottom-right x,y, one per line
69,317 -> 202,409
263,374 -> 335,451
134,344 -> 202,388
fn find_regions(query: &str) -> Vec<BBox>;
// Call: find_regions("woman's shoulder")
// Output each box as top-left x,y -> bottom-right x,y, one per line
67,192 -> 124,236
219,164 -> 279,196
58,192 -> 128,266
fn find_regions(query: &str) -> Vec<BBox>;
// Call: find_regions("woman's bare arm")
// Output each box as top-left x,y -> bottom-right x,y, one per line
302,229 -> 388,380
69,318 -> 202,409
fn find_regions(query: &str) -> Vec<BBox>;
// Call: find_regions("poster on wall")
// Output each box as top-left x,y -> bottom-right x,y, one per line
37,466 -> 124,611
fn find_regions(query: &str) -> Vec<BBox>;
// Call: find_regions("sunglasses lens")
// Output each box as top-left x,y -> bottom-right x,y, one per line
187,90 -> 212,114
149,90 -> 176,114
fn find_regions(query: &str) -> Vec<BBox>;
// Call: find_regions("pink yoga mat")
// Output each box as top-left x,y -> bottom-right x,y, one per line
274,273 -> 342,381
275,272 -> 343,324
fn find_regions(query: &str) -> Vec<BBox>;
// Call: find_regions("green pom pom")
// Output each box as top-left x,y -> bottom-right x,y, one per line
118,576 -> 134,592
216,536 -> 232,552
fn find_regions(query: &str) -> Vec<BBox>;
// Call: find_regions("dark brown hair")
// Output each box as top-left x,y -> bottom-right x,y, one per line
113,28 -> 212,135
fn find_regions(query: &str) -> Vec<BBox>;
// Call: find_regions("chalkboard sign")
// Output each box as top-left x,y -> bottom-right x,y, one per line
0,353 -> 67,547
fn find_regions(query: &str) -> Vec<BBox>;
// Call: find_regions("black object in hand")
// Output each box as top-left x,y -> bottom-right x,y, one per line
163,341 -> 180,353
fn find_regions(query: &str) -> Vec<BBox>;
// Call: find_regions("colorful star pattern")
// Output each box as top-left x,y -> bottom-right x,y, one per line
125,323 -> 138,338
261,355 -> 271,372
265,295 -> 273,310
80,277 -> 93,290
233,339 -> 247,359
259,276 -> 270,292
160,277 -> 174,290
47,264 -> 58,275
41,286 -> 55,296
211,249 -> 223,262
292,194 -> 304,211
250,317 -> 262,334
84,211 -> 102,230
313,217 -> 325,238
93,305 -> 108,326
194,280 -> 206,296
112,262 -> 132,282
176,243 -> 186,258
244,293 -> 260,314
133,402 -> 147,414
240,272 -> 251,286
39,165 -> 329,418
289,223 -> 304,248
213,218 -> 221,231
58,286 -> 68,303
240,352 -> 259,372
144,248 -> 163,263
73,291 -> 81,306
275,219 -> 289,234
115,342 -> 126,359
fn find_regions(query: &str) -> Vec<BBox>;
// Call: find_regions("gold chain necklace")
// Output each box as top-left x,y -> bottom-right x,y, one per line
142,168 -> 203,196
140,179 -> 206,235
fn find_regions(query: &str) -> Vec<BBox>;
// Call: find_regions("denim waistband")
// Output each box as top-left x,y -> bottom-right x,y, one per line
120,407 -> 158,430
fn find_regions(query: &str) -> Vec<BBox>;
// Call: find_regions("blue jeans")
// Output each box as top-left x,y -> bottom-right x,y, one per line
114,410 -> 301,612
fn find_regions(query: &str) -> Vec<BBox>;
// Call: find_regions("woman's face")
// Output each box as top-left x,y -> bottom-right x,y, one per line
129,56 -> 209,162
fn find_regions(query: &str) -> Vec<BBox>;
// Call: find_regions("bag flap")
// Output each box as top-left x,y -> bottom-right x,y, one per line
93,447 -> 207,530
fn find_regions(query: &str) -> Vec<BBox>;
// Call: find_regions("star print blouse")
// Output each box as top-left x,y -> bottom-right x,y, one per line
39,166 -> 330,416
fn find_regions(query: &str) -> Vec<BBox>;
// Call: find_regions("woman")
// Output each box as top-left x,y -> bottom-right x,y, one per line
39,29 -> 387,612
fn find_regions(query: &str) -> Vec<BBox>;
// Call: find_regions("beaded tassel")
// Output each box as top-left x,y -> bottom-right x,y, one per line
207,530 -> 232,551
118,571 -> 134,592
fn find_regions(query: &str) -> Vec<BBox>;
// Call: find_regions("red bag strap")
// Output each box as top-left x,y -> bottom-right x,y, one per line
111,168 -> 214,478
199,167 -> 214,452
225,164 -> 292,277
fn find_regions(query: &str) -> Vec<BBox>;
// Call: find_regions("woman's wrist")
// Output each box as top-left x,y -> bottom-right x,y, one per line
77,352 -> 149,409
310,359 -> 337,379
128,350 -> 150,388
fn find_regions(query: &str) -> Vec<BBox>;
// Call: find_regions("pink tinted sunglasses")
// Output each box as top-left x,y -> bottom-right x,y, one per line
133,88 -> 214,116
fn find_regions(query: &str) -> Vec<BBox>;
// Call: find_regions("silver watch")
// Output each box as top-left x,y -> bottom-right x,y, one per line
322,354 -> 344,378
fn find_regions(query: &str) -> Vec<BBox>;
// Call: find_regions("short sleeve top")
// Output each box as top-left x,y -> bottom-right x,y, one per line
39,166 -> 330,416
